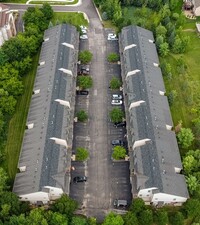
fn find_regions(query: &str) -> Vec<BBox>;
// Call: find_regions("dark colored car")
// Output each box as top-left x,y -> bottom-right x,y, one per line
73,176 -> 87,183
114,121 -> 126,127
76,90 -> 89,95
78,65 -> 90,75
111,140 -> 125,146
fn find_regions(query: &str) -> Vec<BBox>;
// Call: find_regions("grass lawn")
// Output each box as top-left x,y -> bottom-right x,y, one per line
163,28 -> 200,128
30,0 -> 78,5
5,52 -> 40,179
51,12 -> 88,26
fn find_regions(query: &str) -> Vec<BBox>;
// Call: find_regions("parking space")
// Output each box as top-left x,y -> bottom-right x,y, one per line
70,26 -> 132,219
105,28 -> 132,208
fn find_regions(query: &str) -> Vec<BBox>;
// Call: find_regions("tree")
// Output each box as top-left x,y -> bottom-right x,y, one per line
138,209 -> 153,225
158,42 -> 169,57
1,77 -> 23,96
169,212 -> 184,225
110,108 -> 124,123
129,198 -> 146,215
184,199 -> 200,219
0,94 -> 17,115
167,90 -> 177,106
183,155 -> 197,174
102,212 -> 124,225
0,192 -> 26,219
177,128 -> 194,149
23,7 -> 48,32
156,24 -> 167,37
76,147 -> 89,161
47,211 -> 68,225
76,110 -> 88,122
160,61 -> 172,79
192,118 -> 200,137
27,208 -> 48,225
186,175 -> 199,195
110,77 -> 121,90
12,56 -> 32,76
107,53 -> 119,63
71,216 -> 88,225
156,35 -> 164,49
123,211 -> 138,225
155,210 -> 169,225
77,76 -> 93,89
112,146 -> 126,160
51,194 -> 78,219
41,3 -> 54,20
78,50 -> 93,64
0,168 -> 8,194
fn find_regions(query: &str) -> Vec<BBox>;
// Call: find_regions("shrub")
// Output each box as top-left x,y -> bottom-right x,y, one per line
76,110 -> 88,122
77,76 -> 93,89
76,147 -> 89,161
78,50 -> 93,64
110,77 -> 121,90
107,53 -> 119,63
112,146 -> 126,160
109,108 -> 124,123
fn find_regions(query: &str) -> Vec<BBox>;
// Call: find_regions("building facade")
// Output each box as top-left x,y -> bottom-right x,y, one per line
0,4 -> 17,46
119,25 -> 189,206
13,24 -> 79,205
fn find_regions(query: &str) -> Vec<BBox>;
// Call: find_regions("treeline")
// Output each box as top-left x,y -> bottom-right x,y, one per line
0,4 -> 53,163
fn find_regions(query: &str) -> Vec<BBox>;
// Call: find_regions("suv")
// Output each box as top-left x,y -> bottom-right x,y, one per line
113,199 -> 128,209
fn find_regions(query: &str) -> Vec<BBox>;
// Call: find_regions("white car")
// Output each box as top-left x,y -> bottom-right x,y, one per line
112,94 -> 122,100
81,29 -> 87,34
111,100 -> 123,105
80,25 -> 87,30
80,35 -> 88,40
107,33 -> 118,41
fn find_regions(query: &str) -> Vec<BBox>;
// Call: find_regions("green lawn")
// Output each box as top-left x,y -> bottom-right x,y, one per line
5,52 -> 40,179
30,0 -> 78,5
51,12 -> 88,26
164,29 -> 200,128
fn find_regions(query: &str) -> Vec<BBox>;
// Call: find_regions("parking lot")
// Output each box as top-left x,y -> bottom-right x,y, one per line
69,25 -> 132,220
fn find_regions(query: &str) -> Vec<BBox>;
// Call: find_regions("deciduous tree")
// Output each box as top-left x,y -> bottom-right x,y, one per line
177,128 -> 194,149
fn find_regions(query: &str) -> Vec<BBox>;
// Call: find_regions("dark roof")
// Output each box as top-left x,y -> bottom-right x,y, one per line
119,25 -> 189,198
13,24 -> 78,195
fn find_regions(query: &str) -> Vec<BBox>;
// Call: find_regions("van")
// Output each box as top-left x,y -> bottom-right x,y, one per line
113,199 -> 128,208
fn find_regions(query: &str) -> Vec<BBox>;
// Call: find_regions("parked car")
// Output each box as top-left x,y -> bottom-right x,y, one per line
111,140 -> 125,146
78,64 -> 90,74
111,100 -> 123,105
80,25 -> 87,30
73,176 -> 87,183
80,35 -> 88,40
113,199 -> 128,209
112,94 -> 122,100
108,33 -> 118,41
76,90 -> 89,95
114,121 -> 126,127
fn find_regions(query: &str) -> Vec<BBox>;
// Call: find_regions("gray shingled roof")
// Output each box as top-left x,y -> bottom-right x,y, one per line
13,24 -> 78,195
119,25 -> 189,198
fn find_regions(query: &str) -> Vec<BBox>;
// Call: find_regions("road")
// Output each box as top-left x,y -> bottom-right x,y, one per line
6,0 -> 99,20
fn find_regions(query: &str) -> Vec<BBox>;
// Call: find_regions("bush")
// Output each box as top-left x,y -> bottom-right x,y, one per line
76,147 -> 89,161
77,76 -> 93,89
78,50 -> 93,64
112,146 -> 126,160
110,77 -> 121,90
76,110 -> 88,122
109,108 -> 124,123
107,53 -> 119,63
